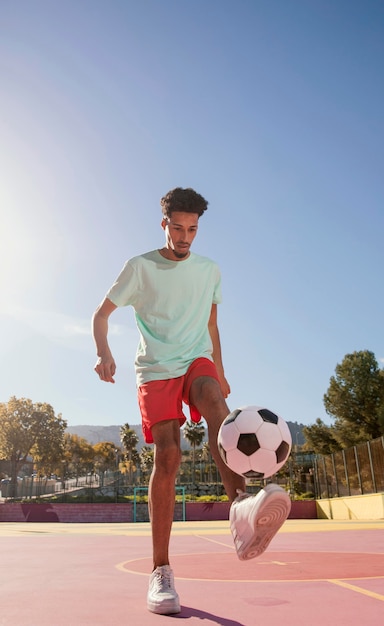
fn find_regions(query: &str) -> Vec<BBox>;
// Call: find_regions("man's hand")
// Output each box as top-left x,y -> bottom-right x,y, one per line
92,298 -> 118,383
94,355 -> 116,383
218,373 -> 231,399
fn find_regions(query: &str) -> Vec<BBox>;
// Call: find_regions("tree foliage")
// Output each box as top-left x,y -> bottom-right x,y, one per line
304,351 -> 384,453
0,396 -> 67,494
302,418 -> 339,455
183,420 -> 205,449
120,423 -> 139,482
183,420 -> 206,479
93,441 -> 120,473
61,433 -> 95,481
120,423 -> 139,460
201,441 -> 214,482
139,446 -> 154,482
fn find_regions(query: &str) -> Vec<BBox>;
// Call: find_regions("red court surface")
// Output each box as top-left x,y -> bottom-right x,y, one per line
0,519 -> 383,625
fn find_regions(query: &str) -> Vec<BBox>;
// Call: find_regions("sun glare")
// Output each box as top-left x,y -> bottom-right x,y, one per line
0,190 -> 41,306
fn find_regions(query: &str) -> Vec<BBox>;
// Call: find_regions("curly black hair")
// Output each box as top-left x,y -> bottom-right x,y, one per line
160,187 -> 208,218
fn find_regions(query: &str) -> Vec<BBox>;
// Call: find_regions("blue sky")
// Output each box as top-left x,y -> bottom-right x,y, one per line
1,0 -> 383,431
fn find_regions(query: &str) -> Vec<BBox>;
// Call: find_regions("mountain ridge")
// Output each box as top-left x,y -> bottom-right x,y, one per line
67,421 -> 306,450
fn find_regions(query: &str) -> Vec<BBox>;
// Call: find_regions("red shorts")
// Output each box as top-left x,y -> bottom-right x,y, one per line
137,358 -> 220,444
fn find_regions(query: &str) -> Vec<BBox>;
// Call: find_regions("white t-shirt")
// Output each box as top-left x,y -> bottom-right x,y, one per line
106,250 -> 222,385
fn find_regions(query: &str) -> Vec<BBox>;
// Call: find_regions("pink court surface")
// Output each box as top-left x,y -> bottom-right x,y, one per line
0,518 -> 383,626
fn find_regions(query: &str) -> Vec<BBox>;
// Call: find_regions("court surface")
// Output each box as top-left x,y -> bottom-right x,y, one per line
0,518 -> 383,625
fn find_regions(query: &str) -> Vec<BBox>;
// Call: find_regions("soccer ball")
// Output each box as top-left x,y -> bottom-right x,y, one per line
217,406 -> 292,479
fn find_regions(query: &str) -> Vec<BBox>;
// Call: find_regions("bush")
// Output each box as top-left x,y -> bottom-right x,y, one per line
293,491 -> 315,501
38,492 -> 230,504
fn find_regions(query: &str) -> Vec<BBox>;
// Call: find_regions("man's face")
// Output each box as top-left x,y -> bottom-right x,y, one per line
161,211 -> 199,260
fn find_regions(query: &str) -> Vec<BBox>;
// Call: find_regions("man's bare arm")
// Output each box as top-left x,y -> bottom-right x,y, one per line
208,303 -> 231,398
92,297 -> 118,383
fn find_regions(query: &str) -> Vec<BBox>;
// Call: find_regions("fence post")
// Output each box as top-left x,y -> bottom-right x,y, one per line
342,449 -> 350,496
313,457 -> 321,498
354,446 -> 363,495
322,456 -> 330,498
367,441 -> 377,493
331,454 -> 339,497
180,486 -> 186,522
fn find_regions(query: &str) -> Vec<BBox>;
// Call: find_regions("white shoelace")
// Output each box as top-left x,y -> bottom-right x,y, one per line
153,569 -> 173,593
235,489 -> 249,501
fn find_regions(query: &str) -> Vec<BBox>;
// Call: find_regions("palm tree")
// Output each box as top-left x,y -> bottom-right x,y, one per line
120,423 -> 139,483
180,449 -> 192,483
201,441 -> 213,482
139,446 -> 154,484
183,421 -> 205,482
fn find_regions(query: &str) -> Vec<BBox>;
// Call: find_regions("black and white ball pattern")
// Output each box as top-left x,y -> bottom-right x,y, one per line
218,406 -> 292,479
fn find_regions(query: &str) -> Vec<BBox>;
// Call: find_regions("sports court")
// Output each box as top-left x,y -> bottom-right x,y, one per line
0,518 -> 383,625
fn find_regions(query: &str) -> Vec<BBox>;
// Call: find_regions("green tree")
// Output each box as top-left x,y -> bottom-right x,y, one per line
93,441 -> 120,474
302,418 -> 339,455
0,397 -> 67,496
120,423 -> 139,483
304,351 -> 384,453
179,449 -> 192,483
139,446 -> 154,484
201,441 -> 213,482
183,420 -> 205,481
61,434 -> 95,483
324,350 -> 384,444
31,409 -> 68,477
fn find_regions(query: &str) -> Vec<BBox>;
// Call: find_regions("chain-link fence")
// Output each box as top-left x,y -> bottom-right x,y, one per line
312,436 -> 384,499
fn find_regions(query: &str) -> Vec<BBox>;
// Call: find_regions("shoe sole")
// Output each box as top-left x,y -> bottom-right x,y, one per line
147,598 -> 180,615
232,486 -> 291,561
147,599 -> 181,615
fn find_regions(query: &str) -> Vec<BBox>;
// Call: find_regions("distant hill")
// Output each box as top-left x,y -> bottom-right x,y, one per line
66,420 -> 306,450
66,424 -> 146,449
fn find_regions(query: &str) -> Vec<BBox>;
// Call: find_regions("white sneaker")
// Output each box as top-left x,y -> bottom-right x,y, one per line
230,484 -> 291,561
147,565 -> 180,615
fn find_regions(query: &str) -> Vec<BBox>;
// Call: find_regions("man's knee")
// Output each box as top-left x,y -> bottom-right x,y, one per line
190,376 -> 224,408
151,420 -> 182,475
154,441 -> 181,475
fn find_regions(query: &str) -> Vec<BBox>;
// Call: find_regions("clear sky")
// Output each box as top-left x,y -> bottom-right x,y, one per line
1,0 -> 383,431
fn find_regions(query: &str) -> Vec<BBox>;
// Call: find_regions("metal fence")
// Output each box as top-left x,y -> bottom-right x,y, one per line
313,436 -> 384,499
4,438 -> 383,503
0,474 -> 101,500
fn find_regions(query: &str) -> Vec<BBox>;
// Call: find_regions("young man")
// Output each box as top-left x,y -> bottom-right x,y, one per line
92,187 -> 290,615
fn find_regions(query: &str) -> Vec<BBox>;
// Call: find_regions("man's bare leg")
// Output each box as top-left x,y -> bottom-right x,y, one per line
147,420 -> 181,615
149,420 -> 181,568
189,376 -> 245,501
190,376 -> 291,560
